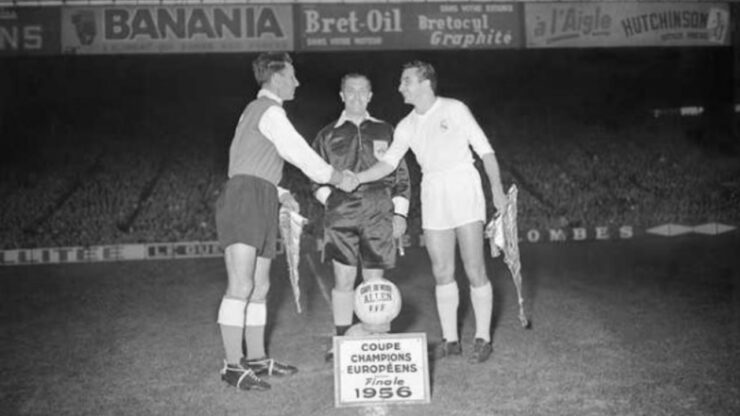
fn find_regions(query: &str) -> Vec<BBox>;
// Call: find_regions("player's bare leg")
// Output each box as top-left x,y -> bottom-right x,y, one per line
325,261 -> 359,362
332,261 -> 358,336
326,263 -> 389,361
424,228 -> 462,358
218,243 -> 270,390
457,221 -> 494,363
360,268 -> 384,281
242,256 -> 297,377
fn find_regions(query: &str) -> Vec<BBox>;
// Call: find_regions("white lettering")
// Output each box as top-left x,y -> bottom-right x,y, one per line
595,227 -> 609,240
527,229 -> 541,242
549,229 -> 567,242
619,226 -> 634,239
0,25 -> 42,50
573,228 -> 587,241
304,10 -> 321,33
105,7 -> 284,40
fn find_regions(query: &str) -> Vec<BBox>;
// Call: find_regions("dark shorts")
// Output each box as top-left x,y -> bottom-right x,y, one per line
215,175 -> 278,258
323,186 -> 395,269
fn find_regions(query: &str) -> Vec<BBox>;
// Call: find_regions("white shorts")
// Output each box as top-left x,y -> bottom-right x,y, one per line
420,164 -> 486,230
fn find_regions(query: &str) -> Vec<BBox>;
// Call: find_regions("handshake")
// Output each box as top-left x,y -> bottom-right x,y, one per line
337,170 -> 360,193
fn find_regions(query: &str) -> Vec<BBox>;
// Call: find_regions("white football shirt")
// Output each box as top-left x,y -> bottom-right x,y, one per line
381,97 -> 494,173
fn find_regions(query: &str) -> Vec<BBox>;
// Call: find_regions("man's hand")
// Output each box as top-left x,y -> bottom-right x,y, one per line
492,186 -> 507,215
337,170 -> 359,192
392,214 -> 407,239
279,192 -> 300,213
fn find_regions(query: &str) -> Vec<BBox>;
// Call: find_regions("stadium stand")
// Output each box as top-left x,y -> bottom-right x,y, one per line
1,51 -> 737,250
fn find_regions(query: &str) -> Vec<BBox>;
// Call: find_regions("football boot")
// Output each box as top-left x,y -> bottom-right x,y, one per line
430,339 -> 462,360
468,338 -> 493,364
220,360 -> 270,391
241,357 -> 298,377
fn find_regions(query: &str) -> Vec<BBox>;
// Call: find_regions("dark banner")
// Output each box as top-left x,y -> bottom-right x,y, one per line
0,7 -> 61,56
296,2 -> 522,51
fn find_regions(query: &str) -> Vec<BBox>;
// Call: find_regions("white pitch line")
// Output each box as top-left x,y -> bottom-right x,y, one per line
305,254 -> 332,308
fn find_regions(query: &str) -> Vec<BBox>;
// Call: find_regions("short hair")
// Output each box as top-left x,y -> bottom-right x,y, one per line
403,60 -> 437,93
252,52 -> 292,86
340,73 -> 372,92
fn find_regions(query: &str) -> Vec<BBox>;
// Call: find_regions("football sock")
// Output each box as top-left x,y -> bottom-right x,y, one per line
435,281 -> 459,342
471,281 -> 493,342
217,296 -> 247,364
245,301 -> 267,360
332,288 -> 354,332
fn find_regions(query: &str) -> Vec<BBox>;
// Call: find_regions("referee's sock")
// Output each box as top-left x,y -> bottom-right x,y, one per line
332,288 -> 354,335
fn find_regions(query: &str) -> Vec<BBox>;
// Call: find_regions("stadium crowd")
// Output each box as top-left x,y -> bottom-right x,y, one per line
1,103 -> 737,251
497,110 -> 740,231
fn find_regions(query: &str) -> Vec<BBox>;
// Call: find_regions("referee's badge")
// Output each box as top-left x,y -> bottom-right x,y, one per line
373,140 -> 388,160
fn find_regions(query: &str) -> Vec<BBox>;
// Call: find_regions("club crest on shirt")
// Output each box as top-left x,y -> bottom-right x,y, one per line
373,140 -> 389,159
440,119 -> 449,131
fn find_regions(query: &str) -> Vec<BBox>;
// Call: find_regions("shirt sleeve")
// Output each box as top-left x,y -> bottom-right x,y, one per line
277,186 -> 290,200
458,102 -> 494,157
380,125 -> 411,168
392,197 -> 409,217
315,186 -> 332,205
259,106 -> 335,184
310,127 -> 333,201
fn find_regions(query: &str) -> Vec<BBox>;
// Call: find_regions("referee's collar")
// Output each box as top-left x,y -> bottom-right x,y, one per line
334,111 -> 380,127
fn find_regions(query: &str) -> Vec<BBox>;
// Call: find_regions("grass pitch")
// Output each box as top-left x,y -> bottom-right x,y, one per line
1,236 -> 739,416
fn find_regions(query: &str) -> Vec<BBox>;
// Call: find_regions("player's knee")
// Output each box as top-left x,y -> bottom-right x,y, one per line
431,263 -> 455,284
463,262 -> 488,286
225,282 -> 252,299
333,261 -> 357,292
250,281 -> 270,302
468,273 -> 489,288
334,275 -> 355,292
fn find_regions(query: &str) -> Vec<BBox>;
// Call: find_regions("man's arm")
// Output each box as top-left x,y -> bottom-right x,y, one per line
390,158 -> 410,239
455,101 -> 506,213
357,127 -> 410,184
260,106 -> 343,185
481,152 -> 507,214
391,158 -> 411,216
310,128 -> 333,205
356,160 -> 396,184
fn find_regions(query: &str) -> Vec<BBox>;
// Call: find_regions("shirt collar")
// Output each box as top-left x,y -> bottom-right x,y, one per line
258,88 -> 283,105
334,110 -> 379,127
414,96 -> 439,118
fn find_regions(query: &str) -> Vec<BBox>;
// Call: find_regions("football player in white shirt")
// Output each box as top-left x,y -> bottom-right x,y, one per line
356,61 -> 507,363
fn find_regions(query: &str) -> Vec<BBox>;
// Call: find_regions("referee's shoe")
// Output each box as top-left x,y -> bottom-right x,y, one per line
430,339 -> 462,360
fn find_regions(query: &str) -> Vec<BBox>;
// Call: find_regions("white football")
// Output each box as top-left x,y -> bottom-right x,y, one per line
354,277 -> 402,325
